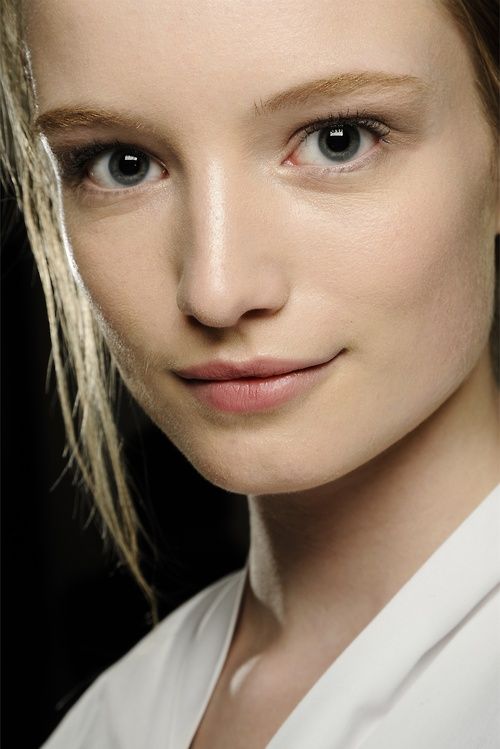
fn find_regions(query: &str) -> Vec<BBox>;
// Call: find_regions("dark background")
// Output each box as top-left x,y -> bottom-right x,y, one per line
1,185 -> 250,748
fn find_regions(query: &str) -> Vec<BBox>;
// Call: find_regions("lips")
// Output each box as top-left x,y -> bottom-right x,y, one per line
173,350 -> 344,413
174,353 -> 342,382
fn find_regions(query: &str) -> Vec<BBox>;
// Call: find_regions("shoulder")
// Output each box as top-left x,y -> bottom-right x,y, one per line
40,568 -> 245,749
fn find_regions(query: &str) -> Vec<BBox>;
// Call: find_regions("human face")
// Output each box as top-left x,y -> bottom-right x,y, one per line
25,0 -> 498,495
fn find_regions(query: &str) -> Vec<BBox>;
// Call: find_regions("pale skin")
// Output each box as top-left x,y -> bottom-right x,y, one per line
25,0 -> 500,747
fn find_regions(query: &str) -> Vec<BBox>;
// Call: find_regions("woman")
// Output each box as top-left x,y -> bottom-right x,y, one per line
1,0 -> 498,747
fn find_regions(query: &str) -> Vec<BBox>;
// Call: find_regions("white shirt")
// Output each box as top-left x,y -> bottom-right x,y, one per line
41,482 -> 500,749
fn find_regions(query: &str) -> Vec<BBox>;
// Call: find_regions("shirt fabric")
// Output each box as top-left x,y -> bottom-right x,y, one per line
41,481 -> 500,749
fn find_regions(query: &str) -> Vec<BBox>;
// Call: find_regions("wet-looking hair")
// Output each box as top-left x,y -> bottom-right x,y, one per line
0,0 -> 498,623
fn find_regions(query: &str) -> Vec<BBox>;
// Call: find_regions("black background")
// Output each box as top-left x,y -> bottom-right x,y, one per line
1,185 -> 250,748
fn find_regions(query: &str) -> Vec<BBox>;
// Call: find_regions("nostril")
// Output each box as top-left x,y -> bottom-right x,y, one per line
241,307 -> 280,321
176,251 -> 289,328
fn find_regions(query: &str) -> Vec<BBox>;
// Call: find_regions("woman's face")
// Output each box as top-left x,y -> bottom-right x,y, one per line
26,0 -> 498,494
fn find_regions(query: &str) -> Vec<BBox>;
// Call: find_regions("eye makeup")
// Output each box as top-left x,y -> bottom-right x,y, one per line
50,106 -> 399,197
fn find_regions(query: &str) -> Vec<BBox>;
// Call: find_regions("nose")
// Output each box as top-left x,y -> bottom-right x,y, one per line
175,164 -> 289,329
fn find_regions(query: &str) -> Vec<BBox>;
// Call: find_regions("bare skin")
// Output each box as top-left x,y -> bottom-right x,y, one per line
24,0 -> 499,746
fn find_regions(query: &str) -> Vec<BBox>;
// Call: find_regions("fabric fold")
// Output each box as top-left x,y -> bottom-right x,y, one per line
266,482 -> 500,748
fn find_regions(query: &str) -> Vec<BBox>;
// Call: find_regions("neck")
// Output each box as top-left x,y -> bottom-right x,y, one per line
242,348 -> 500,655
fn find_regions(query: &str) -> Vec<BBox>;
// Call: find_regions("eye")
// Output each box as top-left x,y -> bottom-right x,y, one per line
288,115 -> 391,173
56,140 -> 168,192
87,145 -> 166,189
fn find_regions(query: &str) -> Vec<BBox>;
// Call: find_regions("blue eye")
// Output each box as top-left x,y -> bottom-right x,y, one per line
57,140 -> 166,191
318,124 -> 362,161
101,148 -> 151,185
291,113 -> 391,172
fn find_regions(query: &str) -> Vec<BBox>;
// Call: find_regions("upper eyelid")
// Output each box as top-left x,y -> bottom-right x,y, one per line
54,110 -> 388,158
295,116 -> 389,145
91,144 -> 167,173
55,140 -> 165,171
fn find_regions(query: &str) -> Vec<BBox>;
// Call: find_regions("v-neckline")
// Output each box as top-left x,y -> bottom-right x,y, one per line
179,566 -> 249,749
181,481 -> 500,749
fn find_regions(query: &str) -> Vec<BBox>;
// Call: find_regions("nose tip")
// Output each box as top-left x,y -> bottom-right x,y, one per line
176,262 -> 289,329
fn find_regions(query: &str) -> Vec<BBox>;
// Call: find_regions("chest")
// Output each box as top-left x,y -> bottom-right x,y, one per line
188,686 -> 304,749
187,646 -> 341,749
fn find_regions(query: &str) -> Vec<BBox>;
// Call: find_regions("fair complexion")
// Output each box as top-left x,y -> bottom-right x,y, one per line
26,0 -> 499,746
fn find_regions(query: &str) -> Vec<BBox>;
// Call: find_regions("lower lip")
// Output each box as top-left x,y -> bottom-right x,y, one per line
177,354 -> 342,413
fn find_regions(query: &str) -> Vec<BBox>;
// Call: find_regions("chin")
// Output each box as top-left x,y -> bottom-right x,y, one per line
176,440 -> 344,497
194,463 -> 321,496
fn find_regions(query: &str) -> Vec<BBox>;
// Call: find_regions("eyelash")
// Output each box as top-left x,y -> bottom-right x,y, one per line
299,110 -> 391,145
56,107 -> 392,194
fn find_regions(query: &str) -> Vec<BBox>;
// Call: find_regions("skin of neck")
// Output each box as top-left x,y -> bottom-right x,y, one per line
242,343 -> 500,656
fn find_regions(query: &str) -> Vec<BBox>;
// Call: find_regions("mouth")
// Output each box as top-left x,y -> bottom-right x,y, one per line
173,350 -> 345,413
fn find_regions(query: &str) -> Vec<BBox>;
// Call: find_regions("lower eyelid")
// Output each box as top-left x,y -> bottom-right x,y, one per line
67,155 -> 381,200
66,176 -> 168,204
285,139 -> 384,176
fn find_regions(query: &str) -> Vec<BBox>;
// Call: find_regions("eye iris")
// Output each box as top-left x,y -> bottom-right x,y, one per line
109,149 -> 149,184
319,124 -> 360,162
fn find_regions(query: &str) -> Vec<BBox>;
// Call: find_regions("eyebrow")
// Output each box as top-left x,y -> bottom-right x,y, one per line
34,71 -> 430,137
253,71 -> 429,116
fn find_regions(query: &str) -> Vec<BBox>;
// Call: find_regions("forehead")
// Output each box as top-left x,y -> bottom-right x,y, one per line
25,0 -> 467,121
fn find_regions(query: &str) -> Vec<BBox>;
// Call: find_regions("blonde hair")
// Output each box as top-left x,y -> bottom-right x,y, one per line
1,1 -> 159,622
1,0 -> 498,626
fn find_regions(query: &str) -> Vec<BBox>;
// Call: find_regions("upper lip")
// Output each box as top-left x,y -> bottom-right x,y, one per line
174,351 -> 343,381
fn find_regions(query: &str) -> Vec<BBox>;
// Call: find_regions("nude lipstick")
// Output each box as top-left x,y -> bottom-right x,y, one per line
174,352 -> 344,413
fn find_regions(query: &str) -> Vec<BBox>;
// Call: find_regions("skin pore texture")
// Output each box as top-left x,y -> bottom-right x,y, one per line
26,0 -> 499,747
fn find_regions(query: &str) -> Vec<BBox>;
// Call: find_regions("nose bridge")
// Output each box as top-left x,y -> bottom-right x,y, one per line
190,160 -> 232,298
176,157 -> 288,328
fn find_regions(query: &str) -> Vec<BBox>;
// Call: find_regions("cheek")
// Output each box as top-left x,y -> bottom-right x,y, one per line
62,197 -> 181,368
325,149 -> 494,406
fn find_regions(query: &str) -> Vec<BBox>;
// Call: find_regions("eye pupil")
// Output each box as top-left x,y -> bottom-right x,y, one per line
320,124 -> 360,161
327,127 -> 349,152
109,149 -> 149,183
120,153 -> 140,175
